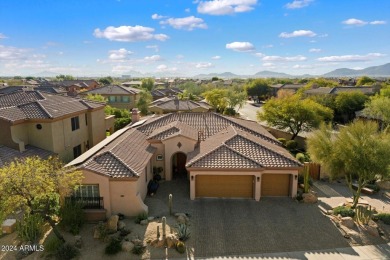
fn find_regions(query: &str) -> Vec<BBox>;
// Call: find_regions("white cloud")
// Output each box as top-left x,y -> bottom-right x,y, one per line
0,45 -> 29,60
309,48 -> 321,53
262,62 -> 275,67
185,8 -> 191,12
144,55 -> 162,62
151,14 -> 166,20
292,64 -> 313,69
93,25 -> 169,42
146,45 -> 159,52
262,55 -> 307,62
112,65 -> 134,73
342,18 -> 368,26
0,33 -> 8,39
279,30 -> 316,38
285,0 -> 313,9
211,55 -> 221,60
176,54 -> 185,59
197,0 -> 257,15
195,62 -> 213,68
156,64 -> 178,72
108,48 -> 133,60
370,20 -> 387,25
254,52 -> 265,57
342,18 -> 386,26
160,16 -> 207,30
317,53 -> 386,62
226,41 -> 255,52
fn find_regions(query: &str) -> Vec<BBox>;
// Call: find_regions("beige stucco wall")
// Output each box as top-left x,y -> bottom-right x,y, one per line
88,109 -> 106,146
162,136 -> 197,180
0,120 -> 17,149
82,170 -> 111,217
150,142 -> 166,178
188,169 -> 299,201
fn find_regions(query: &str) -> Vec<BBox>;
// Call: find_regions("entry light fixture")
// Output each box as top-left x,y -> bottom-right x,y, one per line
191,176 -> 194,181
294,175 -> 298,180
257,177 -> 260,182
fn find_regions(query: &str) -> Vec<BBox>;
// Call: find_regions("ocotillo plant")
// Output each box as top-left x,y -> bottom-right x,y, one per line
162,216 -> 166,237
169,194 -> 173,215
303,163 -> 310,193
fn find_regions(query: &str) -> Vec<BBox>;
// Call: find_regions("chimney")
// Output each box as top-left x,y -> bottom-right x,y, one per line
132,108 -> 140,123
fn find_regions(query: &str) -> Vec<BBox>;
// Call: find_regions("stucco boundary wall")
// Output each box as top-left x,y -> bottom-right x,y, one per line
260,124 -> 307,149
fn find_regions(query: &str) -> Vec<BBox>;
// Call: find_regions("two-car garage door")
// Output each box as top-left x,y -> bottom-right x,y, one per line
195,174 -> 290,198
195,175 -> 254,198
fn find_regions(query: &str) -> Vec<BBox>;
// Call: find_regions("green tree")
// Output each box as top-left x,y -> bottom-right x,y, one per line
0,157 -> 83,242
245,79 -> 271,102
56,74 -> 75,81
379,85 -> 390,98
137,90 -> 152,115
363,96 -> 390,128
226,90 -> 247,111
203,89 -> 228,112
305,78 -> 338,88
178,90 -> 196,100
307,121 -> 390,208
258,95 -> 333,140
334,91 -> 368,123
85,93 -> 107,103
98,76 -> 114,86
178,82 -> 202,96
141,78 -> 154,91
356,76 -> 375,86
211,77 -> 219,81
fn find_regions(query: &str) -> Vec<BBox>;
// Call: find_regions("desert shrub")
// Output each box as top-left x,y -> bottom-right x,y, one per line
55,243 -> 80,260
135,212 -> 148,224
333,206 -> 355,217
285,140 -> 298,150
277,138 -> 287,146
59,201 -> 85,235
296,153 -> 306,163
296,191 -> 303,201
95,222 -> 108,241
377,213 -> 390,225
45,236 -> 64,254
132,243 -> 146,255
176,241 -> 186,254
176,224 -> 191,241
223,107 -> 236,116
17,213 -> 44,243
104,238 -> 122,255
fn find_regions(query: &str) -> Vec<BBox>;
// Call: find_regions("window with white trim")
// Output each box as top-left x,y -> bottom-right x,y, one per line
74,185 -> 100,198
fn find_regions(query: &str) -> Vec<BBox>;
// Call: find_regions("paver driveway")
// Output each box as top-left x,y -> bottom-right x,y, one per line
145,179 -> 350,258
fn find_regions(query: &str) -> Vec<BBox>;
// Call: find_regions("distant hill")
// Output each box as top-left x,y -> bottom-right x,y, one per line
323,63 -> 390,77
193,72 -> 239,79
253,70 -> 293,78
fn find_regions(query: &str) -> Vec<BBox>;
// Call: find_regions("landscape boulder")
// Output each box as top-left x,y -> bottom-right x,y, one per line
166,233 -> 179,248
302,192 -> 318,203
340,217 -> 355,229
140,219 -> 148,225
121,241 -> 134,252
363,225 -> 380,237
107,215 -> 119,233
377,180 -> 390,190
117,221 -> 126,230
74,235 -> 83,249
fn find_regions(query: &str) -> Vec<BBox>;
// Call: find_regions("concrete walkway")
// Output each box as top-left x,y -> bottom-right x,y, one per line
192,242 -> 390,259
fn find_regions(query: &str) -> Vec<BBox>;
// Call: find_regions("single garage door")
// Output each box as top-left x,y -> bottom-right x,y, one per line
261,174 -> 290,196
195,175 -> 254,198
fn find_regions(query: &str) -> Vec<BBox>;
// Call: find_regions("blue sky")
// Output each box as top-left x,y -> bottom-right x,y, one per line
0,0 -> 389,77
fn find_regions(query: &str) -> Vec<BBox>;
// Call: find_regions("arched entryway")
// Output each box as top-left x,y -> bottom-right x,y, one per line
172,152 -> 187,179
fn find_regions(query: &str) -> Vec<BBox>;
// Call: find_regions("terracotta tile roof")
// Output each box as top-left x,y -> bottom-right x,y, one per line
0,90 -> 104,122
150,98 -> 210,111
0,145 -> 55,167
147,121 -> 199,141
186,125 -> 301,169
137,112 -> 280,145
83,85 -> 140,95
82,129 -> 156,178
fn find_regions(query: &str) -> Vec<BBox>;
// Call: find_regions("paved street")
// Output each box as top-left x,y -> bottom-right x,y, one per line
237,101 -> 264,122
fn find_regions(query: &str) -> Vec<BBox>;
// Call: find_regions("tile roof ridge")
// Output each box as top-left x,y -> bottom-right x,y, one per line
233,133 -> 302,166
186,143 -> 226,166
222,143 -> 263,167
34,100 -> 53,118
98,150 -> 138,177
35,90 -> 46,100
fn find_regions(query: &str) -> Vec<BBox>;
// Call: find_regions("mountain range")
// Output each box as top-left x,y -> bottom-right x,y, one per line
193,63 -> 390,79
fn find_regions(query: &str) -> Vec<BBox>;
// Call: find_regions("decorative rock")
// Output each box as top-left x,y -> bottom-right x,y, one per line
107,215 -> 119,233
166,233 -> 179,248
177,215 -> 187,224
117,221 -> 126,230
302,192 -> 318,203
151,238 -> 165,248
93,227 -> 101,239
377,180 -> 390,190
148,216 -> 155,221
74,235 -> 82,249
340,217 -> 355,229
140,219 -> 148,225
131,238 -> 143,246
363,225 -> 380,237
121,241 -> 134,252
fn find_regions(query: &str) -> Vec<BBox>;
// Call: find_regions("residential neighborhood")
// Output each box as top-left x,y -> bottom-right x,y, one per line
1,0 -> 390,259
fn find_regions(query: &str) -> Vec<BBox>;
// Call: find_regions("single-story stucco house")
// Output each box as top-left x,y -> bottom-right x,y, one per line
67,112 -> 302,219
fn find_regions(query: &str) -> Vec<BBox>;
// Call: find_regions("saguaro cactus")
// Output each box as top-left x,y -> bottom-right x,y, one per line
162,216 -> 166,238
169,194 -> 173,215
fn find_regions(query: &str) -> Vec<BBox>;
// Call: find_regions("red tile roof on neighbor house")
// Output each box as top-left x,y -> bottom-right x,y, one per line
70,112 -> 301,178
82,85 -> 141,95
0,90 -> 104,123
0,145 -> 55,167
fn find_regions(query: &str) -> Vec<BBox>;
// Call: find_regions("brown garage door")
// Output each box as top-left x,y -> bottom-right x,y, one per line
261,174 -> 290,196
195,175 -> 254,198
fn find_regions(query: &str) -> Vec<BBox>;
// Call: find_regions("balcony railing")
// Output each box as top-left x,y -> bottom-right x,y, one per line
65,197 -> 104,209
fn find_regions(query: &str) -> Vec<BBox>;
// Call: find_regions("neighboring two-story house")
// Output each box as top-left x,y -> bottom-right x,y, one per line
80,85 -> 141,110
0,90 -> 107,163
